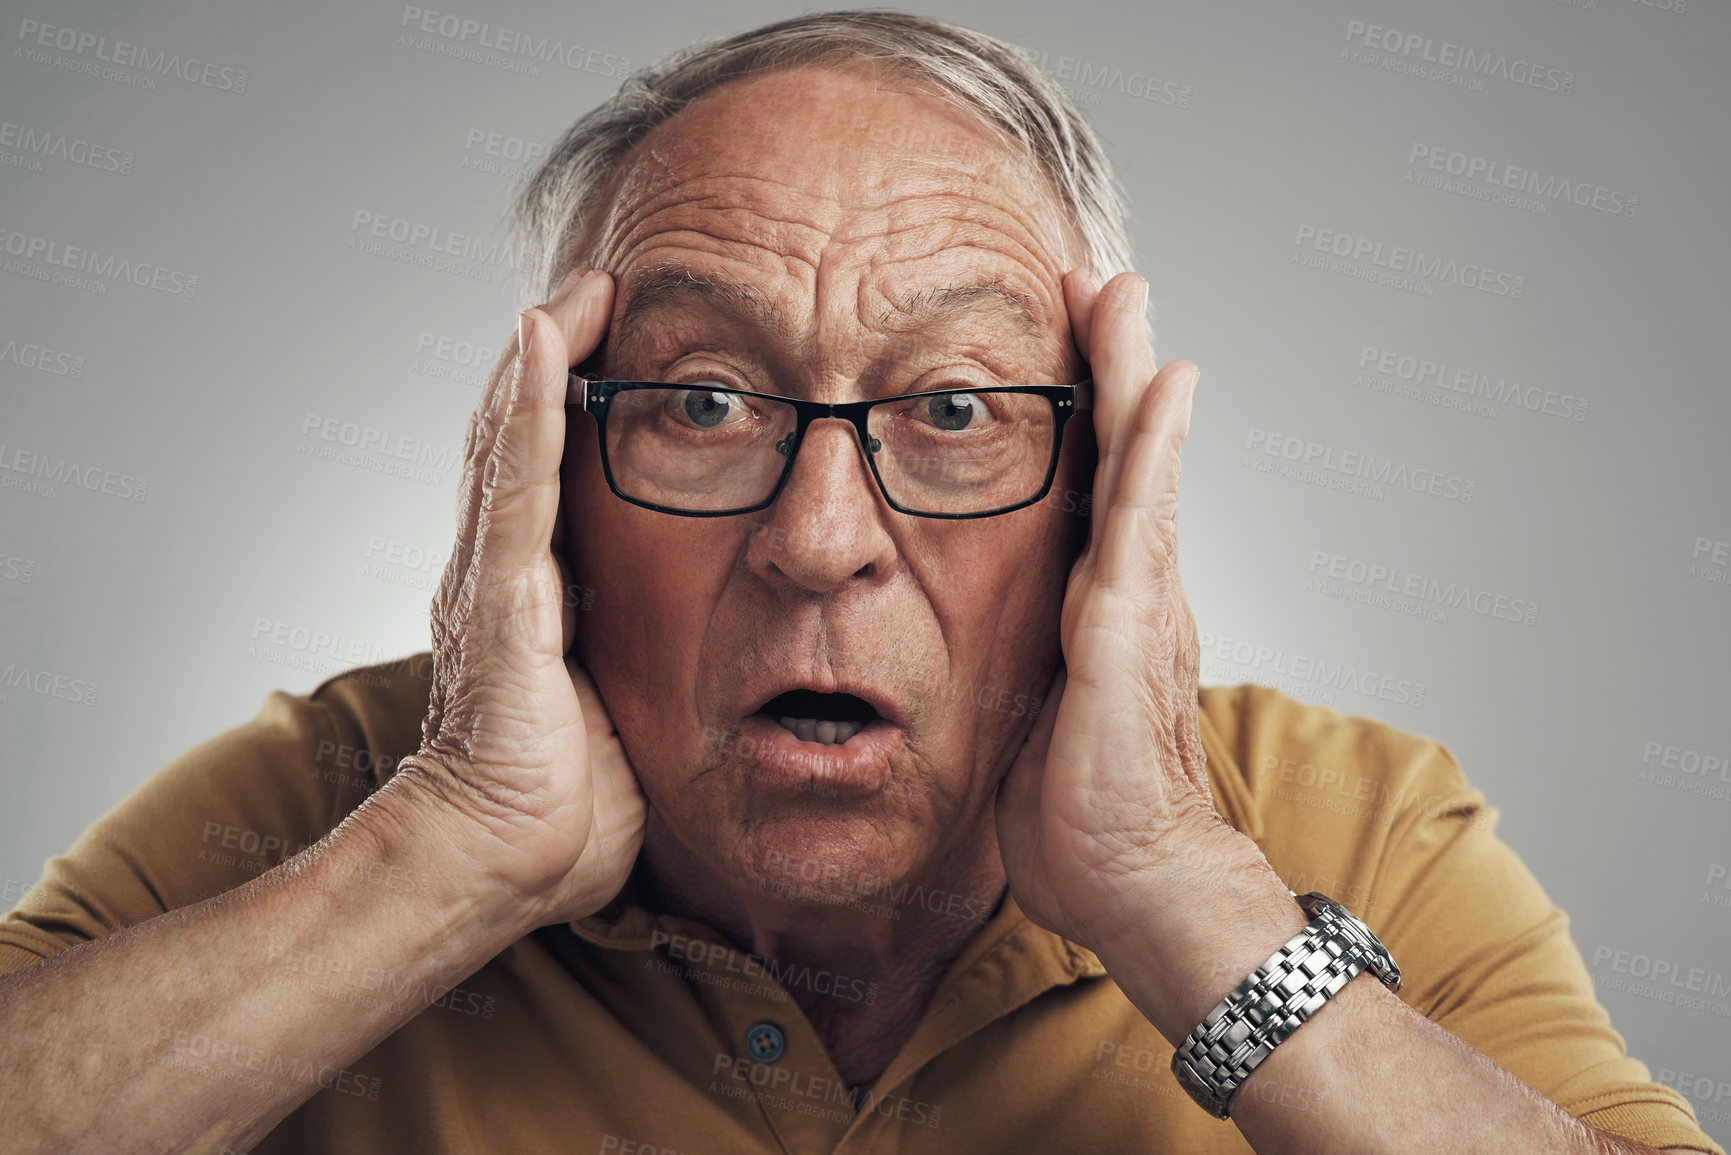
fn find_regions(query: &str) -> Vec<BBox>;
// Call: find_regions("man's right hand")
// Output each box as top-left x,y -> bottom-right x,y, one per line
388,267 -> 648,927
0,268 -> 649,1154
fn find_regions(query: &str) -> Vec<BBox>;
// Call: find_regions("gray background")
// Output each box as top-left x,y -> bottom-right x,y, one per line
1,0 -> 1727,1139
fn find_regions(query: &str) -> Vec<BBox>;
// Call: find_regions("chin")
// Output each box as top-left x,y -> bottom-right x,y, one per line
729,808 -> 927,913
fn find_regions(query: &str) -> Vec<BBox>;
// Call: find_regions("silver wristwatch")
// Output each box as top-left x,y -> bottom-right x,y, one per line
1170,891 -> 1400,1119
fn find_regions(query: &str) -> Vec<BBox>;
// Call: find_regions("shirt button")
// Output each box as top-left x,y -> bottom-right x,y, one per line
746,1021 -> 786,1063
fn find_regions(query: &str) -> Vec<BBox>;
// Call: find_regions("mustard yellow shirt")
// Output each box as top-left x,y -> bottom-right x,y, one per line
1,656 -> 1720,1154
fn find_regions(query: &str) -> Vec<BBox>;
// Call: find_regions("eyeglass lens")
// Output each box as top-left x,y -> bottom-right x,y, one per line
603,387 -> 1056,515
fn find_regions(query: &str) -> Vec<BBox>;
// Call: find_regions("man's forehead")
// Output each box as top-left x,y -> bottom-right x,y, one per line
622,67 -> 1039,201
593,67 -> 1079,286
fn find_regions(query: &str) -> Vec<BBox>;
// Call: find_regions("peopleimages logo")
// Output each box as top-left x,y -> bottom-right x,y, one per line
1307,550 -> 1539,627
397,6 -> 631,78
1293,225 -> 1525,299
0,663 -> 99,706
1635,739 -> 1731,804
0,334 -> 85,378
1342,19 -> 1574,95
0,442 -> 149,501
297,412 -> 462,486
459,128 -> 546,181
15,19 -> 248,92
0,121 -> 134,175
1199,631 -> 1426,709
348,210 -> 527,285
1245,427 -> 1476,504
411,329 -> 497,389
1590,945 -> 1731,1014
0,226 -> 199,297
1407,144 -> 1637,219
1015,45 -> 1192,109
1357,345 -> 1588,422
1689,536 -> 1730,590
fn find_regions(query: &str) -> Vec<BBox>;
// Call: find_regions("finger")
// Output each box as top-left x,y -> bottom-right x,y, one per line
537,265 -> 607,364
440,341 -> 520,625
1062,267 -> 1101,360
1095,360 -> 1199,585
540,265 -> 593,613
1079,274 -> 1155,523
442,266 -> 599,622
473,273 -> 613,576
470,265 -> 606,514
543,266 -> 602,629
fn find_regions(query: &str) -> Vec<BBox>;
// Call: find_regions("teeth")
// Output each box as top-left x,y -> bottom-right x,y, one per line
776,717 -> 864,745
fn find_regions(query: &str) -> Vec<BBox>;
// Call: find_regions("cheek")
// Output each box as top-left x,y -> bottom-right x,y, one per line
933,512 -> 1072,672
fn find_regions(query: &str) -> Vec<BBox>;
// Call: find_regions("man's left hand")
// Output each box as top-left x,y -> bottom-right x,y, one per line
994,268 -> 1304,1043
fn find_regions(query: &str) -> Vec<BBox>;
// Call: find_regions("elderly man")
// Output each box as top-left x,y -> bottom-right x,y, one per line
0,11 -> 1720,1155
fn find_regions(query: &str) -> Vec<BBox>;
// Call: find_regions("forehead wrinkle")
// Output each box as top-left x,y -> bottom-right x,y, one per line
616,261 -> 795,352
837,179 -> 1064,269
600,168 -> 841,271
840,197 -> 1069,327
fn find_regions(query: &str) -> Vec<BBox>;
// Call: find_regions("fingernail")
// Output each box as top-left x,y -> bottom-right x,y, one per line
518,309 -> 535,355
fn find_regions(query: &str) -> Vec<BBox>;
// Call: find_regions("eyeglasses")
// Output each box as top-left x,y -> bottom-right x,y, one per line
567,374 -> 1092,519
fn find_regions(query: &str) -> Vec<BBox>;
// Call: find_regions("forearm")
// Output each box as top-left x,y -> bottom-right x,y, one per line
1225,974 -> 1678,1154
0,770 -> 536,1154
1091,860 -> 1680,1155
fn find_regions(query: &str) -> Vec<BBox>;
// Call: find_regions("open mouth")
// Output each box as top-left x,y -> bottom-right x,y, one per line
758,689 -> 880,746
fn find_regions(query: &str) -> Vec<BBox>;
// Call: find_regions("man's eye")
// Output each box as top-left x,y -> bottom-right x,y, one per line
669,385 -> 750,429
914,392 -> 990,432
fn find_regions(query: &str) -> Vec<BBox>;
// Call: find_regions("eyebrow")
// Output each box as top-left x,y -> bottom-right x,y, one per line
880,278 -> 1046,340
614,263 -> 1048,350
616,265 -> 785,350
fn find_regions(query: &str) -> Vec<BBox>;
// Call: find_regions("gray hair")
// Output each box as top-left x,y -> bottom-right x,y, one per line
512,9 -> 1134,307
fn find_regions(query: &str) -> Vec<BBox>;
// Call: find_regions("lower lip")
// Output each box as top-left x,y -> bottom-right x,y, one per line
733,713 -> 901,797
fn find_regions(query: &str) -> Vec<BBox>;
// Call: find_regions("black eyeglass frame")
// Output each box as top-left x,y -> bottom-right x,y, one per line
566,373 -> 1094,520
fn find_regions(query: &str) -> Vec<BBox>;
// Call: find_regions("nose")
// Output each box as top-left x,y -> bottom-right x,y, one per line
745,418 -> 898,596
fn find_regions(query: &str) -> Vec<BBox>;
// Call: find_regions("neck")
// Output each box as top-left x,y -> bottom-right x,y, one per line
636,813 -> 1008,1095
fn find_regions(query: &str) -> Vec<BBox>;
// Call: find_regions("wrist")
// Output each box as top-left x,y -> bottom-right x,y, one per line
1086,833 -> 1308,1044
347,763 -> 553,946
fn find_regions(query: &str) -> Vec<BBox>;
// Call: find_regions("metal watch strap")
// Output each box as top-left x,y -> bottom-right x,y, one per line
1170,891 -> 1401,1119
